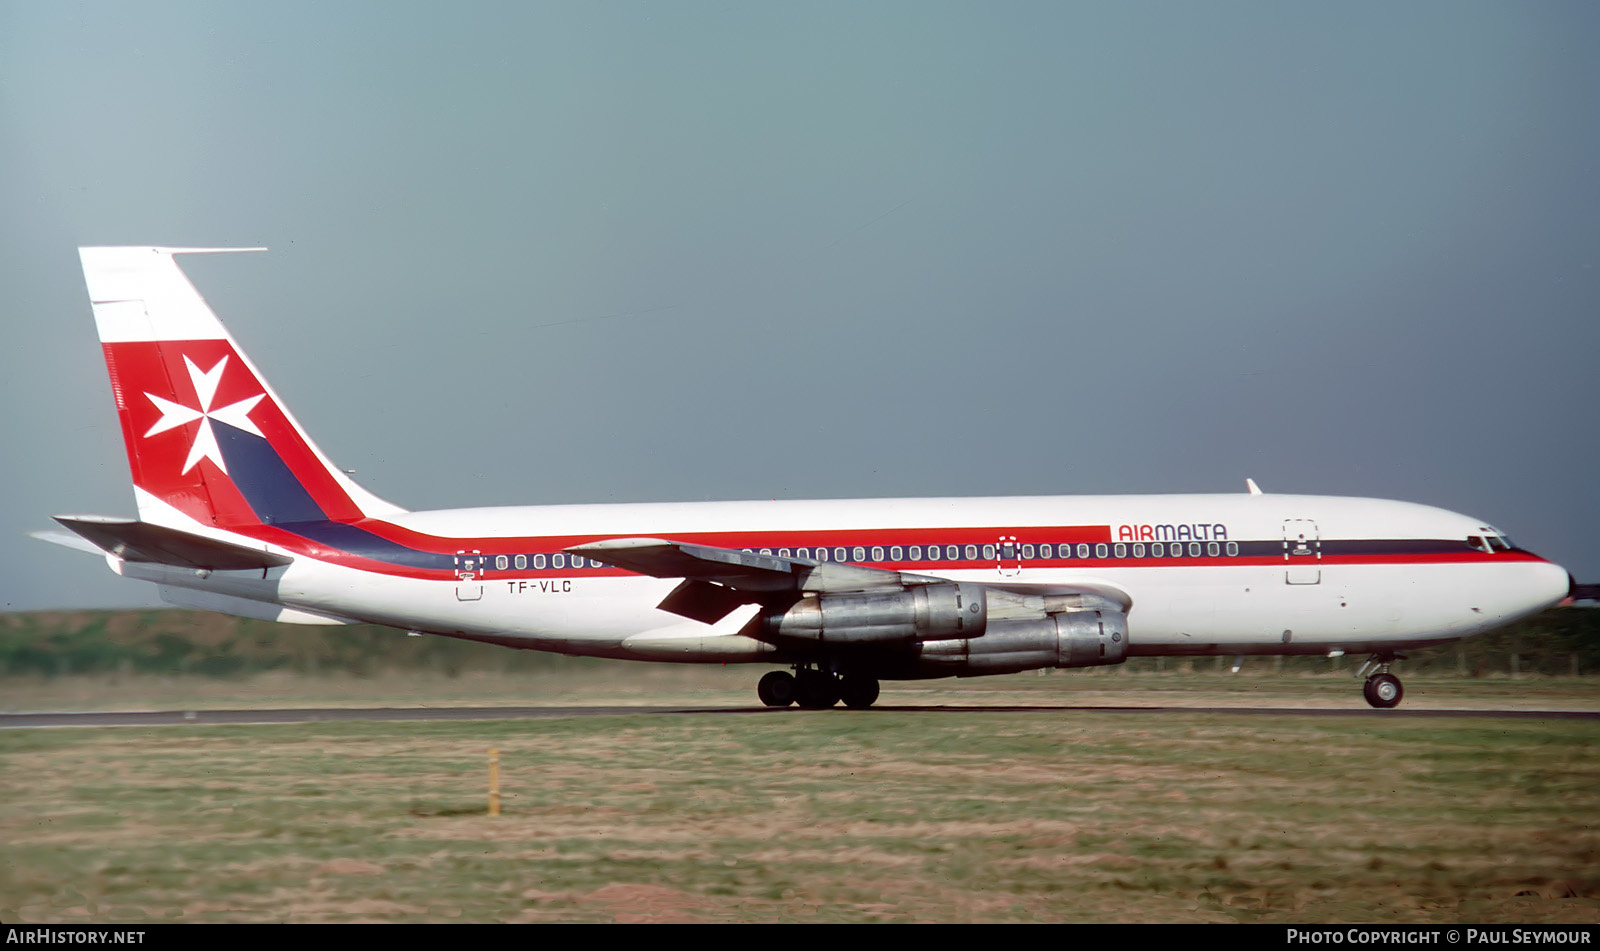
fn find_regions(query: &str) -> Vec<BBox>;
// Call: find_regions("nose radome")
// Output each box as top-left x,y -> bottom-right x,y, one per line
1532,558 -> 1571,609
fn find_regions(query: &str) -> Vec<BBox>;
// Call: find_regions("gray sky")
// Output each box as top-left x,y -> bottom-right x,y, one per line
3,1 -> 1597,612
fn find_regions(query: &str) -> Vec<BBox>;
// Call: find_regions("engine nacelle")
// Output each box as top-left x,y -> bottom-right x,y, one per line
763,582 -> 988,644
914,608 -> 1128,675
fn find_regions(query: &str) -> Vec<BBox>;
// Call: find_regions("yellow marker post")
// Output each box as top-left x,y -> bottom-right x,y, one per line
488,747 -> 501,817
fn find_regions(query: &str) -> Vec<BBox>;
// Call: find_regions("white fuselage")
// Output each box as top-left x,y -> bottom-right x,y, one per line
126,491 -> 1571,668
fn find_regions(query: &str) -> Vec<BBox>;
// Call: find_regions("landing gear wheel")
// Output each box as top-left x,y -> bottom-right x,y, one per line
1364,673 -> 1403,709
839,676 -> 880,710
757,670 -> 796,707
794,669 -> 840,709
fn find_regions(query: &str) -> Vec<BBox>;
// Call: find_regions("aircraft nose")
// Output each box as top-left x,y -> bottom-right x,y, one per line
1531,557 -> 1572,610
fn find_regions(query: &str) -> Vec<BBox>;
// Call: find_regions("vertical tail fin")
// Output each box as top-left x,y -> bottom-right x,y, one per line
80,247 -> 405,530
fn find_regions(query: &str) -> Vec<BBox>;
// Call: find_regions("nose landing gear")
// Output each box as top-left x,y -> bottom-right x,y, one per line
1357,653 -> 1406,709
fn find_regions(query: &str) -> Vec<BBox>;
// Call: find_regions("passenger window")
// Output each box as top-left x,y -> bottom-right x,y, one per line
760,549 -> 771,556
1133,543 -> 1145,558
778,548 -> 790,558
1039,544 -> 1052,558
1225,542 -> 1238,556
964,545 -> 978,561
871,546 -> 885,562
1095,543 -> 1108,559
1022,544 -> 1035,559
1076,543 -> 1089,559
835,547 -> 848,562
495,555 -> 509,570
890,546 -> 902,561
514,554 -> 527,570
983,545 -> 997,560
852,546 -> 866,562
534,554 -> 547,569
910,545 -> 923,560
1113,543 -> 1126,558
1207,542 -> 1220,557
552,554 -> 566,569
1188,542 -> 1201,557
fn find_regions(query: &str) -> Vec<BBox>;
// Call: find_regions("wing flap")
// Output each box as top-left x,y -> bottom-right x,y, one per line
656,579 -> 754,624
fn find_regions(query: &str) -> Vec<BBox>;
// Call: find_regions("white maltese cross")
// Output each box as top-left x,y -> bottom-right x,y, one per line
144,355 -> 266,475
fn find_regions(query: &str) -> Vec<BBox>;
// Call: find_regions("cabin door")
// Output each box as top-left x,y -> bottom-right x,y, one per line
454,549 -> 485,601
1282,520 -> 1321,585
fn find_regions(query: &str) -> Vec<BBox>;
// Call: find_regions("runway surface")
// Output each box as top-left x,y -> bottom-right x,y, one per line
4,704 -> 1598,728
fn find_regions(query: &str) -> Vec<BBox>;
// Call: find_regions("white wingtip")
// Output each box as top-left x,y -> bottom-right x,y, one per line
1246,478 -> 1263,496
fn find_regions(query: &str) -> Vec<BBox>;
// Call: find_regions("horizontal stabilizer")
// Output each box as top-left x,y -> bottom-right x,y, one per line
52,515 -> 293,570
158,586 -> 353,625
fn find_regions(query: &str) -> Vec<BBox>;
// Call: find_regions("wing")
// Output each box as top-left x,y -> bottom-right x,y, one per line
567,537 -> 1130,627
569,537 -> 934,623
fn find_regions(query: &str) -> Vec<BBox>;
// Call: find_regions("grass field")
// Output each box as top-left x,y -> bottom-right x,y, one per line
5,662 -> 1600,713
2,671 -> 1598,923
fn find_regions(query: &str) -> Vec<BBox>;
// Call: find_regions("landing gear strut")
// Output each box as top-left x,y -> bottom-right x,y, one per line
1357,653 -> 1406,709
755,668 -> 880,709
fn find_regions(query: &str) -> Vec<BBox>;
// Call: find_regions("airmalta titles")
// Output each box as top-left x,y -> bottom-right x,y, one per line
1117,523 -> 1229,542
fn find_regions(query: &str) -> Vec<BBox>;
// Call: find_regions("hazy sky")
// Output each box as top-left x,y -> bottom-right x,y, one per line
2,1 -> 1597,611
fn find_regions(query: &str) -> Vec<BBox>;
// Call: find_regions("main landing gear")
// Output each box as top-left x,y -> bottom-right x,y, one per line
757,668 -> 880,709
1357,653 -> 1406,709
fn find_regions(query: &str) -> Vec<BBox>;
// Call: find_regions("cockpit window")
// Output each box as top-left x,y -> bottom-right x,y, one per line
1468,534 -> 1513,553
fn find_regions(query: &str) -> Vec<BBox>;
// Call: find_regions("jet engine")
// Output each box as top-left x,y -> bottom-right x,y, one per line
763,582 -> 988,644
915,608 -> 1128,675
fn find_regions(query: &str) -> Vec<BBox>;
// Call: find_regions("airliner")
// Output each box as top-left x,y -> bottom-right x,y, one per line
34,247 -> 1573,709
